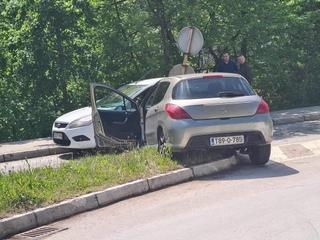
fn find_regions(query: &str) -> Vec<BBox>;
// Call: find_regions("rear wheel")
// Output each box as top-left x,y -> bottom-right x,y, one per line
249,144 -> 271,165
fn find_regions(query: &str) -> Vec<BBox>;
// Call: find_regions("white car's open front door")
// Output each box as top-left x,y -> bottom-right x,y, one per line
90,83 -> 142,149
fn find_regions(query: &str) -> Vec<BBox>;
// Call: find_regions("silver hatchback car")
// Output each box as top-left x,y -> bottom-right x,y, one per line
90,73 -> 273,165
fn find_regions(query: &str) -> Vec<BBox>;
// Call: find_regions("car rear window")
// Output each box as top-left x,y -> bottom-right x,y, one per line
172,77 -> 255,100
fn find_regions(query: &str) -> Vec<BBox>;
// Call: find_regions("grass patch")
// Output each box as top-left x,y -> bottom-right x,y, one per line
0,147 -> 180,218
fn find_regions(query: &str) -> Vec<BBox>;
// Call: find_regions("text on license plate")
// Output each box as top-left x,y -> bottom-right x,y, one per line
210,135 -> 244,146
53,132 -> 63,140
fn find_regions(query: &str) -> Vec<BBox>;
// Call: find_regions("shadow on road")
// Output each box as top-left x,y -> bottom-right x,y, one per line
273,120 -> 320,140
200,154 -> 299,181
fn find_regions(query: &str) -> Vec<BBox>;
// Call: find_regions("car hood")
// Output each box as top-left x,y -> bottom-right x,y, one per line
55,107 -> 92,123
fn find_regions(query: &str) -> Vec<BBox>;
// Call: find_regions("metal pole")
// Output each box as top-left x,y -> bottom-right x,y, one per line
182,27 -> 194,74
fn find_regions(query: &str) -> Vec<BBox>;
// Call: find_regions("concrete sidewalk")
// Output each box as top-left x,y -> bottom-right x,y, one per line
1,105 -> 320,163
0,138 -> 68,163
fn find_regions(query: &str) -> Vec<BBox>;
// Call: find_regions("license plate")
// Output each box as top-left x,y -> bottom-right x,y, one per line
53,132 -> 63,140
210,135 -> 244,146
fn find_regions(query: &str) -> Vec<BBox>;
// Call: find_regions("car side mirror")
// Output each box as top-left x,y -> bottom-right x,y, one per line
135,96 -> 142,105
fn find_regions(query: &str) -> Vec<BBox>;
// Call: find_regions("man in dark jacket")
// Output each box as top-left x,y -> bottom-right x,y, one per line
216,52 -> 238,73
237,55 -> 253,84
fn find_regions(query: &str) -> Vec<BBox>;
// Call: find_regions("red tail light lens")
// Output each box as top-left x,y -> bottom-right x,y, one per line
256,99 -> 270,114
165,104 -> 192,119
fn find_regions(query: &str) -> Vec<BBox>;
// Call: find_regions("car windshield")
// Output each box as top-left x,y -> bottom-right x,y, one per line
173,77 -> 255,100
96,84 -> 147,109
117,84 -> 148,98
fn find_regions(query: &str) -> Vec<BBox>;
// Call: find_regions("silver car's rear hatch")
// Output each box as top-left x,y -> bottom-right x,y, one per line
172,76 -> 260,120
172,96 -> 260,120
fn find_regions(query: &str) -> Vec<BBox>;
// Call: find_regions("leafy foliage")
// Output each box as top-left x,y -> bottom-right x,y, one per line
0,0 -> 319,142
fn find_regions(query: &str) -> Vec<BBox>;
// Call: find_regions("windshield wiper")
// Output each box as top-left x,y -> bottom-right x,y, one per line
218,91 -> 245,97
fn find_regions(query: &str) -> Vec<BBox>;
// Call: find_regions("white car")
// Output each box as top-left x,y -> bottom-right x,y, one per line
52,78 -> 161,149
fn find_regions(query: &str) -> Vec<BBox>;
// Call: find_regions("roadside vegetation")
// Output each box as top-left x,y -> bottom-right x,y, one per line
0,147 -> 180,218
1,1 -> 320,143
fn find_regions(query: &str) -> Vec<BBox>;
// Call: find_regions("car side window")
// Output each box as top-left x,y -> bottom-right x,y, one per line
145,87 -> 158,109
135,88 -> 150,106
149,82 -> 170,107
124,98 -> 136,112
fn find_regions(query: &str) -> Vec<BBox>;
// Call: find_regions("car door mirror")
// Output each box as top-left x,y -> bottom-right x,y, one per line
135,96 -> 142,106
124,98 -> 137,112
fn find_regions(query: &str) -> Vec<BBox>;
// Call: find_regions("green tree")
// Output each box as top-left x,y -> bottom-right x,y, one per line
0,0 -> 100,141
1,0 -> 320,143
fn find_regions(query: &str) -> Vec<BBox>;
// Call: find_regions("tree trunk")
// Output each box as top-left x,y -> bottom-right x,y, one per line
113,0 -> 139,73
55,24 -> 69,111
240,38 -> 248,57
146,0 -> 176,74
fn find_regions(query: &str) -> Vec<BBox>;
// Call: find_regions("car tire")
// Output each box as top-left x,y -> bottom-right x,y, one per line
249,144 -> 271,165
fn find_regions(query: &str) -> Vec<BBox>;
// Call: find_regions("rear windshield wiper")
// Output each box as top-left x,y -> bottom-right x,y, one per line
218,91 -> 245,97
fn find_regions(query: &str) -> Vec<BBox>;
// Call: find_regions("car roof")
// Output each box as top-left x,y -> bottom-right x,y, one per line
122,77 -> 163,99
166,72 -> 244,84
126,73 -> 245,89
127,73 -> 243,86
128,77 -> 163,86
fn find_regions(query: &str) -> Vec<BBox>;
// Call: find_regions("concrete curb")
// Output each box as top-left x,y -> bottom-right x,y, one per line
0,147 -> 69,163
34,193 -> 99,226
272,112 -> 320,126
192,156 -> 239,177
96,179 -> 149,207
147,168 -> 193,191
272,115 -> 304,125
0,157 -> 238,239
303,112 -> 320,122
0,212 -> 37,238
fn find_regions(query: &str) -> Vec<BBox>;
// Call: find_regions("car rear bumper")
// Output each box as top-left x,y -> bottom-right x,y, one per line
185,131 -> 267,151
164,113 -> 273,151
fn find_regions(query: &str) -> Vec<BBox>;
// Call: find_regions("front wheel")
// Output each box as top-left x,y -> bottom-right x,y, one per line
249,144 -> 271,165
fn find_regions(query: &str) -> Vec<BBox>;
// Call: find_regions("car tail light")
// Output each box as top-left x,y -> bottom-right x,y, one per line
165,104 -> 192,119
256,99 -> 270,114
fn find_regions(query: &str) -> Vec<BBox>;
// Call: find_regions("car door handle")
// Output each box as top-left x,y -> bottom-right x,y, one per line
154,108 -> 159,112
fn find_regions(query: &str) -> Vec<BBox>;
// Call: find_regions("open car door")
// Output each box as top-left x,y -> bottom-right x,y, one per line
90,83 -> 142,149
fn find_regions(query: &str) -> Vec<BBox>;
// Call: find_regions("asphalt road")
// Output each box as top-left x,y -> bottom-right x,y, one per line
26,120 -> 319,240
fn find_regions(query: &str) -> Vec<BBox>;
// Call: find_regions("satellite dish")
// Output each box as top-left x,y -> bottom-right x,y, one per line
177,26 -> 204,56
169,64 -> 195,76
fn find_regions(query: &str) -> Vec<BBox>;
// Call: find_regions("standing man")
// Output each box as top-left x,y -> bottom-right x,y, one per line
237,55 -> 253,84
216,52 -> 238,73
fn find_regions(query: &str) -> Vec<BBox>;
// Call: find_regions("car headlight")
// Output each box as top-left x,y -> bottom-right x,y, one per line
68,116 -> 92,129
